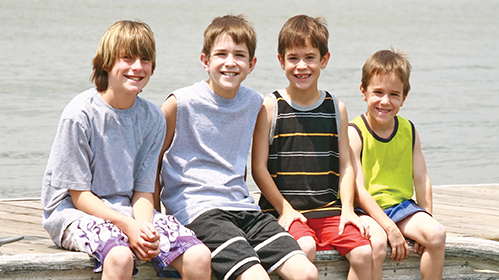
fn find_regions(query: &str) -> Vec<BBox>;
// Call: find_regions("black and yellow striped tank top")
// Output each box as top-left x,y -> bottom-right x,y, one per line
259,90 -> 342,218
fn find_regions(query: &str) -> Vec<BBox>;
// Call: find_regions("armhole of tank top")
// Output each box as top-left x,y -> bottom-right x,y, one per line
409,120 -> 415,151
268,92 -> 278,145
328,91 -> 341,142
348,122 -> 364,159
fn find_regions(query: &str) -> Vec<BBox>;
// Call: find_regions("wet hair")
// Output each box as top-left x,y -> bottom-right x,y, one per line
362,49 -> 412,96
91,20 -> 156,92
278,15 -> 329,58
202,14 -> 257,61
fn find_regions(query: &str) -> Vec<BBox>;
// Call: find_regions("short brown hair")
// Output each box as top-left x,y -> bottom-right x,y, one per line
361,49 -> 412,96
278,15 -> 329,59
202,14 -> 257,61
91,20 -> 156,92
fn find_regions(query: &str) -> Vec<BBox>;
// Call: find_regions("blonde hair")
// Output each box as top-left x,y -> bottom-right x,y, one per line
362,49 -> 411,96
202,14 -> 257,61
278,15 -> 329,58
91,20 -> 156,92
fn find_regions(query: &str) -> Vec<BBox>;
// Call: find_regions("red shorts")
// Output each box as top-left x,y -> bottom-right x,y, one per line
289,216 -> 370,256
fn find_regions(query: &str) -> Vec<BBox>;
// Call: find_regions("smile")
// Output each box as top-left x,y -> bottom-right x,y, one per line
126,76 -> 143,81
295,74 -> 311,79
377,108 -> 391,113
222,72 -> 238,77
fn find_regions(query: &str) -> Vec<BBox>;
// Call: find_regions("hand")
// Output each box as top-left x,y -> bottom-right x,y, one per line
123,219 -> 160,261
339,211 -> 370,239
277,208 -> 307,231
386,227 -> 410,261
413,241 -> 426,255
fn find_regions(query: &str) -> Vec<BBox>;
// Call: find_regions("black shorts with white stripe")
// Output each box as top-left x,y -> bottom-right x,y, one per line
187,209 -> 305,280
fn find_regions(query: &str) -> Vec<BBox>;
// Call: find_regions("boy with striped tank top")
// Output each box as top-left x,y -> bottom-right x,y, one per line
348,49 -> 446,280
252,15 -> 372,279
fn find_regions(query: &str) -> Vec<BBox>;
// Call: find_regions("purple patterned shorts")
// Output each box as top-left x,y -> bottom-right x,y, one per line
61,213 -> 203,275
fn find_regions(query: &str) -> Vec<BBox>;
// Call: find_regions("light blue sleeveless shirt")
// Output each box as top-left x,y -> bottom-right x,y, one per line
160,81 -> 263,225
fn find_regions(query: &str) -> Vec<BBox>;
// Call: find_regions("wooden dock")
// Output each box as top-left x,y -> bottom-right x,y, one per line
0,184 -> 498,279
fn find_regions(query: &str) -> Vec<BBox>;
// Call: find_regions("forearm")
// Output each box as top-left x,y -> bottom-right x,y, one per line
70,190 -> 131,230
132,191 -> 155,223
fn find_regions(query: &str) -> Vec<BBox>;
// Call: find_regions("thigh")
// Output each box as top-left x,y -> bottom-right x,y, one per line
62,215 -> 131,273
186,209 -> 260,280
309,216 -> 370,256
397,211 -> 443,245
151,213 -> 204,274
243,211 -> 304,273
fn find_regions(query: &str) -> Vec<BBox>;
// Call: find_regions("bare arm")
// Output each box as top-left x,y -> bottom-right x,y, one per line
251,95 -> 306,231
412,128 -> 432,213
336,100 -> 368,237
154,95 -> 177,212
348,124 -> 410,260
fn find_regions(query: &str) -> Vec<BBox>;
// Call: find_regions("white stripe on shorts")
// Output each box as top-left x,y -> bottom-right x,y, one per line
254,231 -> 292,252
211,236 -> 246,259
224,256 -> 260,280
268,250 -> 306,273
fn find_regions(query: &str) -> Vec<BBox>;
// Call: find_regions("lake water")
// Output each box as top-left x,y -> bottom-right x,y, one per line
1,0 -> 498,198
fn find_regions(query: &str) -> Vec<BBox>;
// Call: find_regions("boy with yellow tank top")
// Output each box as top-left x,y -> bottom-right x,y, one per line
348,49 -> 446,280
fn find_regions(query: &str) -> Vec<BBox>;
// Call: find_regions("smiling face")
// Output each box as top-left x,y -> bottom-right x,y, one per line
361,72 -> 407,133
103,55 -> 152,108
278,39 -> 329,96
201,33 -> 256,99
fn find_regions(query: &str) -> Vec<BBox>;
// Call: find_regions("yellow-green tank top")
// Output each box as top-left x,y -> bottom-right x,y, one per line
349,115 -> 415,209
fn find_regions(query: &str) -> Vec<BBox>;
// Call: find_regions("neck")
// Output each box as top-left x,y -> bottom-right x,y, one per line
99,89 -> 137,109
364,113 -> 396,139
283,86 -> 321,107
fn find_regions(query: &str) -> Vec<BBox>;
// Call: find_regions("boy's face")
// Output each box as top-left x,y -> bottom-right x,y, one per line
201,33 -> 256,99
361,72 -> 407,127
107,55 -> 152,97
278,39 -> 329,94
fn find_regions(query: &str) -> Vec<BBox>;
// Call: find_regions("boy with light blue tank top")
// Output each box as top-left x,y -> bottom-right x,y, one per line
41,20 -> 211,280
157,14 -> 318,280
348,49 -> 446,280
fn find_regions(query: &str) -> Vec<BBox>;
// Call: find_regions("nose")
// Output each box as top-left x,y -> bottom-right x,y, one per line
224,54 -> 236,67
297,59 -> 307,70
380,94 -> 390,105
131,58 -> 143,70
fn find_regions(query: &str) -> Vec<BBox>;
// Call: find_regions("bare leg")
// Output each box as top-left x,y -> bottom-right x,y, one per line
170,244 -> 212,280
397,212 -> 446,280
102,246 -> 134,280
360,215 -> 387,280
236,264 -> 270,280
274,254 -> 318,280
344,244 -> 373,280
296,236 -> 317,262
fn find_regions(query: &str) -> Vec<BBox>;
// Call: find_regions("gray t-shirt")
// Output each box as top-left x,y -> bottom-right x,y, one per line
160,81 -> 263,225
41,88 -> 166,246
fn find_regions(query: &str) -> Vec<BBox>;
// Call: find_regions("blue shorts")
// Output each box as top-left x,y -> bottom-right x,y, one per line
383,199 -> 430,223
357,199 -> 429,223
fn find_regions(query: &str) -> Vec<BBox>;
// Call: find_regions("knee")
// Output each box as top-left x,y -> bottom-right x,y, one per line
426,224 -> 446,249
370,237 -> 388,261
104,246 -> 134,271
182,244 -> 212,274
347,245 -> 373,267
297,262 -> 319,280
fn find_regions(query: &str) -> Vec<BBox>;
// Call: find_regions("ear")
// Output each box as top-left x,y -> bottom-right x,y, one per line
360,83 -> 367,101
248,56 -> 257,74
400,94 -> 408,107
321,52 -> 331,69
200,52 -> 210,72
277,53 -> 285,70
